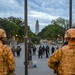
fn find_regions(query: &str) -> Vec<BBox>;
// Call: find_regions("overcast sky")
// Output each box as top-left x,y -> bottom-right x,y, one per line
0,0 -> 75,33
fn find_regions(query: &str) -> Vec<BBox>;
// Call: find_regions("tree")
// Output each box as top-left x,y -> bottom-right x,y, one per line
0,17 -> 40,44
8,16 -> 23,26
38,23 -> 65,41
51,17 -> 69,29
0,18 -> 19,38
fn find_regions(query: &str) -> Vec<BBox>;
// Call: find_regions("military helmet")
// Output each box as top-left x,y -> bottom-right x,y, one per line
65,28 -> 75,38
0,28 -> 6,38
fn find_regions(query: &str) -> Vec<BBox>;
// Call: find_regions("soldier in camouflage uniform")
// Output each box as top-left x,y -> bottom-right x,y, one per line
48,28 -> 75,75
0,28 -> 15,75
28,39 -> 33,60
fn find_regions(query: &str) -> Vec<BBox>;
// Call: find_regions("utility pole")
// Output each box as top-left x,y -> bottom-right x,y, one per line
24,0 -> 28,75
69,0 -> 72,28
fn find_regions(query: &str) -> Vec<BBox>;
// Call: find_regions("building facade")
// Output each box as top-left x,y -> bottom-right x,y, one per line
35,20 -> 39,35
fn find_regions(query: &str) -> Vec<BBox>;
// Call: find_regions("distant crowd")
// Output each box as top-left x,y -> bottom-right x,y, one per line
31,45 -> 59,59
11,44 -> 59,59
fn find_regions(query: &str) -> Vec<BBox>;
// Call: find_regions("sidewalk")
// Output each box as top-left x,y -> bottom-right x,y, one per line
15,43 -> 57,75
28,55 -> 54,75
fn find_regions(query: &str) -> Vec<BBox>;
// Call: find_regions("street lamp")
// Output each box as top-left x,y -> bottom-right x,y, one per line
69,0 -> 72,28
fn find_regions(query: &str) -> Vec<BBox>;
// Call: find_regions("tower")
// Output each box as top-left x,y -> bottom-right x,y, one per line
35,20 -> 39,35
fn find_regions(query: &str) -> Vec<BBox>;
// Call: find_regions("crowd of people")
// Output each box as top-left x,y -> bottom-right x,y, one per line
10,43 -> 59,60
38,45 -> 50,58
26,44 -> 59,59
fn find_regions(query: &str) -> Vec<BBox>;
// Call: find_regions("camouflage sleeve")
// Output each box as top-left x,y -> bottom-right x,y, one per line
48,48 -> 62,71
3,45 -> 16,72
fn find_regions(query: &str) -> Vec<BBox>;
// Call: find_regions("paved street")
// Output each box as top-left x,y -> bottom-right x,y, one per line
14,41 -> 61,75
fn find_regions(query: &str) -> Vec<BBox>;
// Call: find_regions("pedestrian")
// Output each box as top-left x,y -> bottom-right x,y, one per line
38,46 -> 43,58
51,46 -> 55,54
48,28 -> 75,75
33,45 -> 36,55
11,45 -> 16,56
0,28 -> 15,75
42,46 -> 45,55
28,39 -> 33,60
16,46 -> 21,57
45,45 -> 49,58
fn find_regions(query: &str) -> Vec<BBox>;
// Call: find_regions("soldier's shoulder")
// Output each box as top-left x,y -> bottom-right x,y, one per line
3,45 -> 9,48
3,45 -> 10,52
61,45 -> 69,51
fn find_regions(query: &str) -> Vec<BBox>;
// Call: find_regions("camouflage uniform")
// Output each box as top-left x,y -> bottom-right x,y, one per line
0,44 -> 15,75
48,28 -> 75,75
0,28 -> 15,75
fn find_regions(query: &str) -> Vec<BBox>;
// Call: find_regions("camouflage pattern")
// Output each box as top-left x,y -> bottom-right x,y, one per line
48,40 -> 75,75
0,29 -> 6,38
65,28 -> 75,38
0,43 -> 15,75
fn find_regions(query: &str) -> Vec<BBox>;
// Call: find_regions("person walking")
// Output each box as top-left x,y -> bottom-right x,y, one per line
51,46 -> 55,54
16,46 -> 21,57
48,28 -> 75,75
32,45 -> 36,55
11,45 -> 16,57
42,46 -> 45,55
45,45 -> 49,58
28,39 -> 33,60
38,46 -> 43,58
0,28 -> 15,75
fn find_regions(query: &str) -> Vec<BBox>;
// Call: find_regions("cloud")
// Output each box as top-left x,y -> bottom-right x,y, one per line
28,10 -> 59,32
0,0 -> 24,18
0,12 -> 24,19
0,0 -> 19,9
29,11 -> 59,20
0,0 -> 75,33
